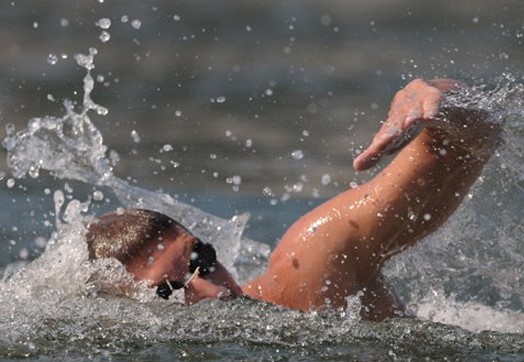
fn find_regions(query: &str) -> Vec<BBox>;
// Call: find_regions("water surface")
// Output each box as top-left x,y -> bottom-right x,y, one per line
1,1 -> 524,361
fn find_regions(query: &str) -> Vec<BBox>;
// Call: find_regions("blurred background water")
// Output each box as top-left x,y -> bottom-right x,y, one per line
1,0 -> 524,360
2,0 -> 523,250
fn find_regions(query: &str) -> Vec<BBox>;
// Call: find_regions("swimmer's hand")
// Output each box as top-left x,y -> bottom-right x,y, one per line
353,78 -> 466,171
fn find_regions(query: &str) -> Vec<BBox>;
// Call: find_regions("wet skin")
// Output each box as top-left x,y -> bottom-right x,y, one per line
86,214 -> 244,305
129,230 -> 244,305
88,79 -> 500,320
243,79 -> 500,320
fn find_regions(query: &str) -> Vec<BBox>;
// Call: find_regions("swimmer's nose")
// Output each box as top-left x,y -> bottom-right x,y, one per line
184,261 -> 243,305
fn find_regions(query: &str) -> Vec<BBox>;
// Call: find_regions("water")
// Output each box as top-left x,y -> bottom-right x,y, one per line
1,1 -> 524,360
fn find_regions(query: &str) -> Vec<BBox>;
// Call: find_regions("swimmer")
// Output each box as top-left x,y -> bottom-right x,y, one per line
86,78 -> 501,320
86,208 -> 243,304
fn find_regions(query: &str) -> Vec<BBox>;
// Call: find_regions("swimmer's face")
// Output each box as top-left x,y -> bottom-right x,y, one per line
128,225 -> 243,304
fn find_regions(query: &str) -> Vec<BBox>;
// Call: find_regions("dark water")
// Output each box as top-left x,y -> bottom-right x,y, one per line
1,1 -> 524,361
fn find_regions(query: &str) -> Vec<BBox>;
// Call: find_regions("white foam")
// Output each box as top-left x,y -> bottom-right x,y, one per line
416,292 -> 524,333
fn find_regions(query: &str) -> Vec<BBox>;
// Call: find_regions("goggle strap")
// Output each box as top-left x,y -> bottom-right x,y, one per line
184,266 -> 200,287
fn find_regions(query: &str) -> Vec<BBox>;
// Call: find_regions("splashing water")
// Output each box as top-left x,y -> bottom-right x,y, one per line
0,49 -> 279,357
2,49 -> 524,359
2,49 -> 270,285
384,74 -> 524,332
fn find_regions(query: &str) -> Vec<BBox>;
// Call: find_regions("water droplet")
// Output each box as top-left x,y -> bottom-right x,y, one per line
262,186 -> 273,197
107,150 -> 120,166
265,88 -> 273,96
216,96 -> 226,103
246,25 -> 252,32
93,190 -> 104,201
99,31 -> 111,43
131,19 -> 142,29
28,165 -> 40,178
245,139 -> 253,148
46,94 -> 55,102
33,22 -> 39,29
6,178 -> 15,188
74,53 -> 93,69
19,248 -> 29,260
34,236 -> 47,248
423,213 -> 432,221
131,130 -> 141,143
226,175 -> 242,185
162,144 -> 174,152
292,182 -> 303,193
95,105 -> 109,115
47,53 -> 58,65
175,110 -> 182,117
173,15 -> 181,22
121,15 -> 129,23
291,150 -> 303,160
64,182 -> 73,193
321,174 -> 331,185
96,17 -> 111,29
60,18 -> 69,27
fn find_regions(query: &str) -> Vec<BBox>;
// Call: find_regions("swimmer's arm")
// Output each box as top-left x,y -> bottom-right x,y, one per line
243,79 -> 500,317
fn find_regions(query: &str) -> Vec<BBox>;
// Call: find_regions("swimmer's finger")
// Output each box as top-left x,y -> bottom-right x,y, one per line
353,146 -> 382,171
353,126 -> 402,171
383,121 -> 425,155
421,89 -> 443,120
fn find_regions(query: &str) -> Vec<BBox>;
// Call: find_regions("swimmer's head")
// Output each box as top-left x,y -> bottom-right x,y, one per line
86,208 -> 242,304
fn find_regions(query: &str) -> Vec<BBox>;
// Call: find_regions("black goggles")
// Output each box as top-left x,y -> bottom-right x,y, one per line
156,239 -> 217,299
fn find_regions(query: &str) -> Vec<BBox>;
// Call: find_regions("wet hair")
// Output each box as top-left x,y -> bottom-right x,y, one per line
85,208 -> 190,263
86,208 -> 218,300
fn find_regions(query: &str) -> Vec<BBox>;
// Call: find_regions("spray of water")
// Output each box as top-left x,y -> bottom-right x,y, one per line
1,47 -> 524,360
384,74 -> 524,331
2,48 -> 270,285
0,49 -> 280,356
